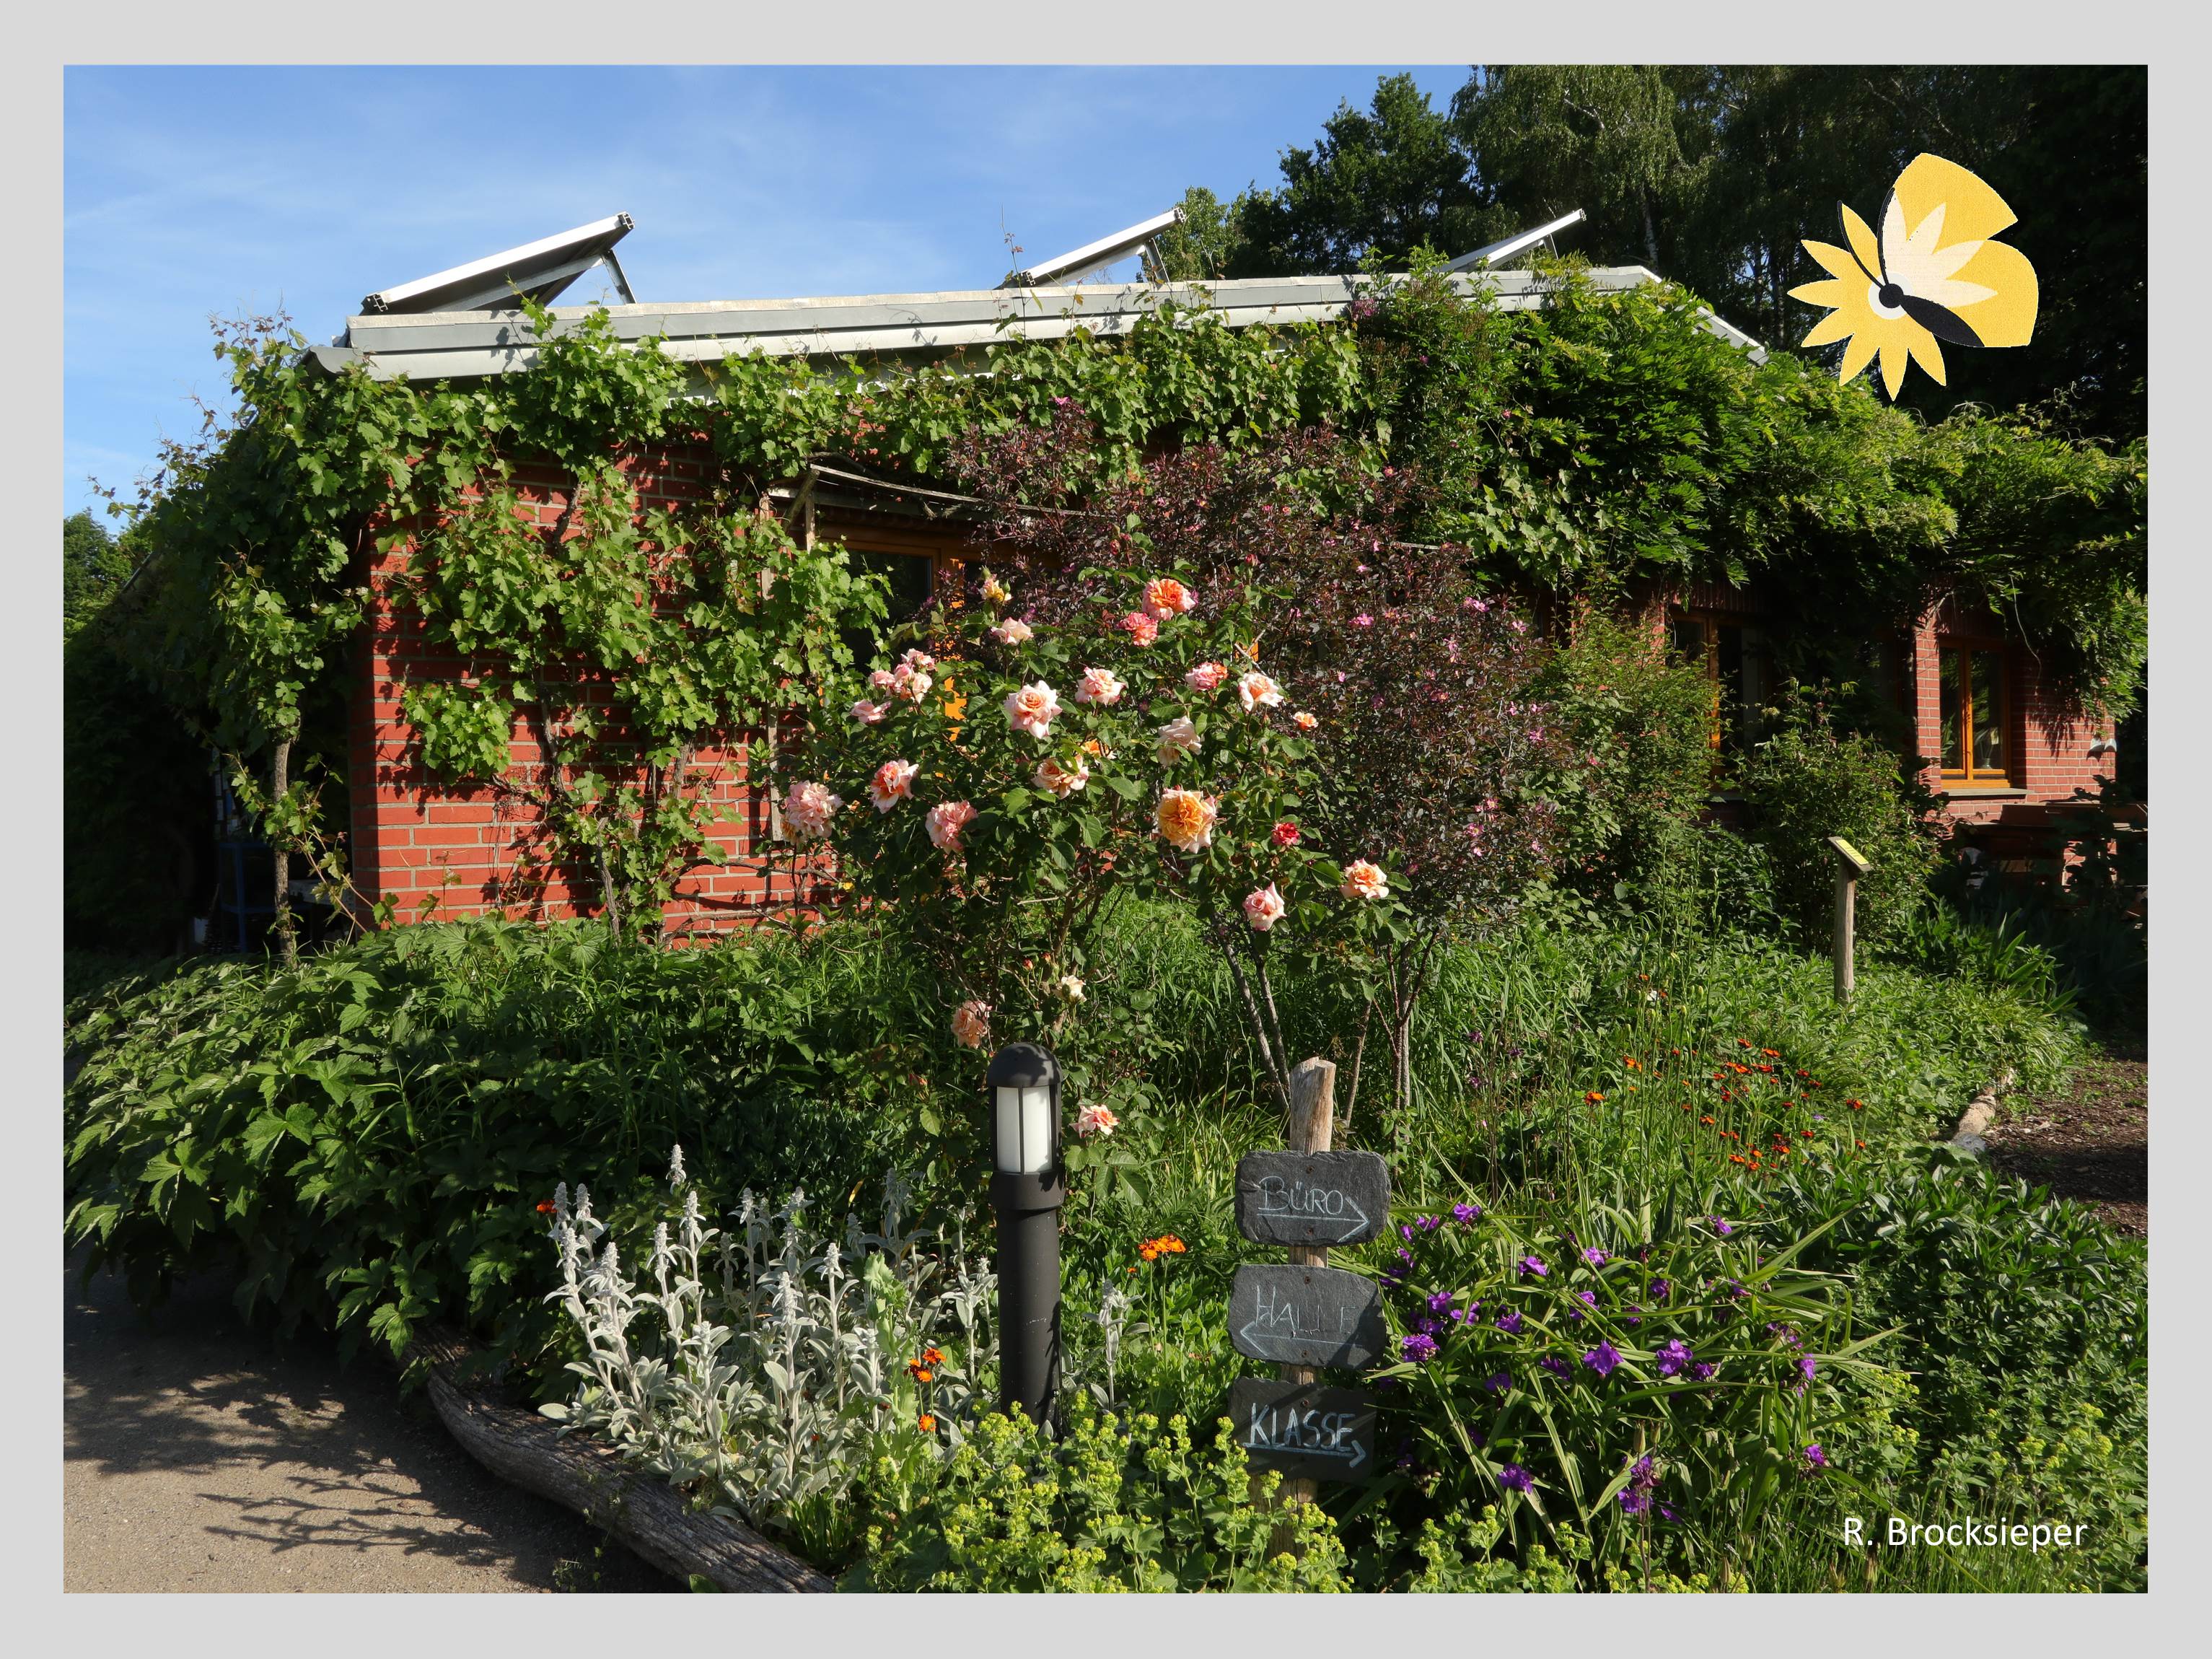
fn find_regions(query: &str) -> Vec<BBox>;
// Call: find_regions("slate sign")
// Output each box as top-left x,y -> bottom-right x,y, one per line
1234,1150 -> 1390,1248
1228,1263 -> 1386,1370
1228,1378 -> 1379,1484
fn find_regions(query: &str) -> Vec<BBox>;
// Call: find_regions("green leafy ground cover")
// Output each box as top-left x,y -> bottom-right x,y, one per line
63,904 -> 2142,1590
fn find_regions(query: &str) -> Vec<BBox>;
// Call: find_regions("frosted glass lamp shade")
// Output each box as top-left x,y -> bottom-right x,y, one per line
985,1042 -> 1062,1176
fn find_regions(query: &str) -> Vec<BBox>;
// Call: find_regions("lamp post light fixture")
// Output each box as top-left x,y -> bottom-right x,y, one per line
986,1041 -> 1066,1429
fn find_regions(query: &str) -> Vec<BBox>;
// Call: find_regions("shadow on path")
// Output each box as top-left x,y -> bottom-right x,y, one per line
64,1251 -> 677,1593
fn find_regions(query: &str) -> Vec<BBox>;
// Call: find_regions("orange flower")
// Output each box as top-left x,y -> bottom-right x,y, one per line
1585,1091 -> 1606,1104
1700,1116 -> 1716,1126
918,1414 -> 937,1433
1856,1140 -> 1867,1150
1847,1100 -> 1864,1111
1737,1038 -> 1753,1049
1760,1049 -> 1780,1059
1800,1129 -> 1815,1139
908,1361 -> 935,1383
1623,1057 -> 1642,1069
535,1200 -> 558,1214
922,1347 -> 946,1365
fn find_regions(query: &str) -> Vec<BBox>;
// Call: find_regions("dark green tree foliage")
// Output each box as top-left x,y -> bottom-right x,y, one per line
63,510 -> 135,629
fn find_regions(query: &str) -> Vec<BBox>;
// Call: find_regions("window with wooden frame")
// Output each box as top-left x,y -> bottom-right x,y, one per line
1668,610 -> 1772,757
1936,640 -> 2012,786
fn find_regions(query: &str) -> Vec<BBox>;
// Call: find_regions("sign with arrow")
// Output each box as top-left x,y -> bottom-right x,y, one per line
1228,1378 -> 1378,1484
1229,1263 -> 1385,1370
1235,1150 -> 1389,1247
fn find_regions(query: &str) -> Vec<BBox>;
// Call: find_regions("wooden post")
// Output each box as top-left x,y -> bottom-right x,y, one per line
1258,1056 -> 1337,1549
1826,836 -> 1870,1005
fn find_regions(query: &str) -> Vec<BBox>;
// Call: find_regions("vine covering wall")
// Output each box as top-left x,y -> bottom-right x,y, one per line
108,266 -> 2147,947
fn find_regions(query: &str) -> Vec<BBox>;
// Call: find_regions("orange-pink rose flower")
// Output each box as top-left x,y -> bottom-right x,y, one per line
1243,883 -> 1287,932
1155,789 -> 1219,853
952,999 -> 991,1049
1340,859 -> 1390,901
781,780 -> 843,842
1003,680 -> 1061,738
1035,755 -> 1091,797
1141,577 -> 1196,620
925,800 -> 978,852
869,758 -> 918,813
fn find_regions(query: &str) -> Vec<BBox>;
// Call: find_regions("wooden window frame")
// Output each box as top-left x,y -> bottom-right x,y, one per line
1935,637 -> 2014,787
1669,608 -> 1770,755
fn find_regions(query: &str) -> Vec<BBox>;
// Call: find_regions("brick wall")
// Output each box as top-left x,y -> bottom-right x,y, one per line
348,444 -> 965,937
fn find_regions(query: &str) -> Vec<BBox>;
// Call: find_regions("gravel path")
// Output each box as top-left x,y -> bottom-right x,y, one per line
63,1253 -> 677,1593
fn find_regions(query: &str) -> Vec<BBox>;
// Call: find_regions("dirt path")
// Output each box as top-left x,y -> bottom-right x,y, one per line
63,1254 -> 676,1593
1985,1040 -> 2147,1236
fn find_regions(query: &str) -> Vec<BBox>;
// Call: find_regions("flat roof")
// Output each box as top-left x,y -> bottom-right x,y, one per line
310,267 -> 1766,383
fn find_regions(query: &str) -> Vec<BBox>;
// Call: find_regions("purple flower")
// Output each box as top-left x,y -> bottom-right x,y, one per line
1655,1339 -> 1694,1378
1496,1463 -> 1533,1494
1628,1455 -> 1657,1489
1452,1202 -> 1482,1225
1709,1216 -> 1734,1237
1803,1444 -> 1828,1471
1519,1255 -> 1549,1279
1799,1354 -> 1818,1382
1649,1277 -> 1672,1302
1618,1487 -> 1652,1516
1577,1290 -> 1597,1306
1539,1355 -> 1572,1379
1657,1505 -> 1676,1523
1624,1304 -> 1644,1328
1581,1248 -> 1609,1266
1426,1290 -> 1456,1316
1399,1223 -> 1416,1241
1495,1310 -> 1524,1336
1402,1332 -> 1439,1363
1724,1279 -> 1749,1300
1583,1341 -> 1621,1378
1416,1214 -> 1444,1233
1484,1371 -> 1513,1395
1690,1362 -> 1717,1381
1413,1314 -> 1444,1338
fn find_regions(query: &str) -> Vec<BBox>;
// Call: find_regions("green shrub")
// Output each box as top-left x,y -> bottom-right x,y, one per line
1735,688 -> 1944,945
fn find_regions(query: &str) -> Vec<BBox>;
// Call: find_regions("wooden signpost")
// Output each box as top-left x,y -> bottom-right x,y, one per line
1827,834 -> 1871,1004
1226,1057 -> 1390,1520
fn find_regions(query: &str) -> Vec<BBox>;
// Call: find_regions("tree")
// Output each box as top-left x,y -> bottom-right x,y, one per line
64,509 -> 135,632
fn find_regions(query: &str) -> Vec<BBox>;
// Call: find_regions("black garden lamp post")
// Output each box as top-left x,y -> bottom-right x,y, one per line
986,1041 -> 1066,1428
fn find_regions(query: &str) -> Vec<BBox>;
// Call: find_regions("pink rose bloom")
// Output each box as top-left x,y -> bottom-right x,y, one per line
1118,610 -> 1160,647
849,699 -> 888,725
890,663 -> 934,702
1004,680 -> 1061,739
1155,788 -> 1219,853
1076,1101 -> 1120,1139
1236,671 -> 1284,712
1035,755 -> 1090,797
869,758 -> 918,813
1141,576 -> 1196,620
1074,666 -> 1126,706
989,616 -> 1034,645
925,799 -> 978,852
1271,820 -> 1302,847
1293,711 -> 1319,730
899,648 -> 938,674
951,999 -> 991,1050
781,779 -> 843,842
1243,883 -> 1286,932
1340,859 -> 1390,902
1185,662 -> 1229,693
1154,716 -> 1201,764
870,668 -> 897,692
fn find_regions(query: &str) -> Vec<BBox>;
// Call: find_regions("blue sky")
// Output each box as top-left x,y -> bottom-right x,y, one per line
63,65 -> 1470,520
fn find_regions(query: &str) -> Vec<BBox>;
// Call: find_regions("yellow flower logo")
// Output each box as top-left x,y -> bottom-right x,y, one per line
1789,152 -> 2038,399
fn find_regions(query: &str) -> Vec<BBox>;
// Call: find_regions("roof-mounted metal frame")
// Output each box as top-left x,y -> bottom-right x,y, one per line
1004,206 -> 1185,289
1445,209 -> 1588,273
360,213 -> 637,315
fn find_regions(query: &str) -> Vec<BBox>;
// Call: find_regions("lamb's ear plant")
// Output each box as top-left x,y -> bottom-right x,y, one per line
540,1149 -> 996,1564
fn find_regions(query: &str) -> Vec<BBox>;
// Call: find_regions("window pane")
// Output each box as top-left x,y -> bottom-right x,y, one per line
843,551 -> 936,662
1971,650 -> 2006,775
1939,650 -> 1964,770
1670,618 -> 1706,664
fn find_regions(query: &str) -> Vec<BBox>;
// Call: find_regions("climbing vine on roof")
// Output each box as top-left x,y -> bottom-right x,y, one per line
106,263 -> 2146,948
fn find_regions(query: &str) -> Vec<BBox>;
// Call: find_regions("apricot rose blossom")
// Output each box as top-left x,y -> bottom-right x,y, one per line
1035,756 -> 1090,797
952,999 -> 991,1049
781,779 -> 843,842
1236,671 -> 1284,712
849,699 -> 888,726
1155,788 -> 1219,853
1340,859 -> 1390,901
1119,611 -> 1159,647
1074,667 -> 1126,706
1184,661 -> 1228,693
925,800 -> 978,852
989,617 -> 1034,645
1154,716 -> 1201,763
869,758 -> 918,813
1076,1101 -> 1120,1138
1004,680 -> 1061,739
1141,576 -> 1197,620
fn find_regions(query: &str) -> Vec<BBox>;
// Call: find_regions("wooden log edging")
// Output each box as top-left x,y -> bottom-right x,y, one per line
413,1334 -> 833,1593
1948,1066 -> 2016,1155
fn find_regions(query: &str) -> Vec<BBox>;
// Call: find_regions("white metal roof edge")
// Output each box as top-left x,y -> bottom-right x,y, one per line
324,266 -> 1763,381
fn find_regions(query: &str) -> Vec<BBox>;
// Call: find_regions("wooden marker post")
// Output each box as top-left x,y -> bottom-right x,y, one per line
1827,835 -> 1871,1004
1275,1059 -> 1336,1519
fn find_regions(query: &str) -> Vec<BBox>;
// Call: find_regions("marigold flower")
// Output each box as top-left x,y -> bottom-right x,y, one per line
1141,575 -> 1196,619
1156,788 -> 1219,852
1074,665 -> 1126,706
1118,610 -> 1159,647
1271,820 -> 1302,847
924,799 -> 978,852
1076,1101 -> 1120,1138
849,699 -> 888,725
869,759 -> 918,813
951,999 -> 991,1049
1154,715 -> 1201,763
1243,883 -> 1286,932
1035,755 -> 1090,797
1004,680 -> 1061,738
1184,661 -> 1228,692
1235,670 -> 1284,712
1340,859 -> 1390,901
783,779 -> 844,840
989,616 -> 1034,645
